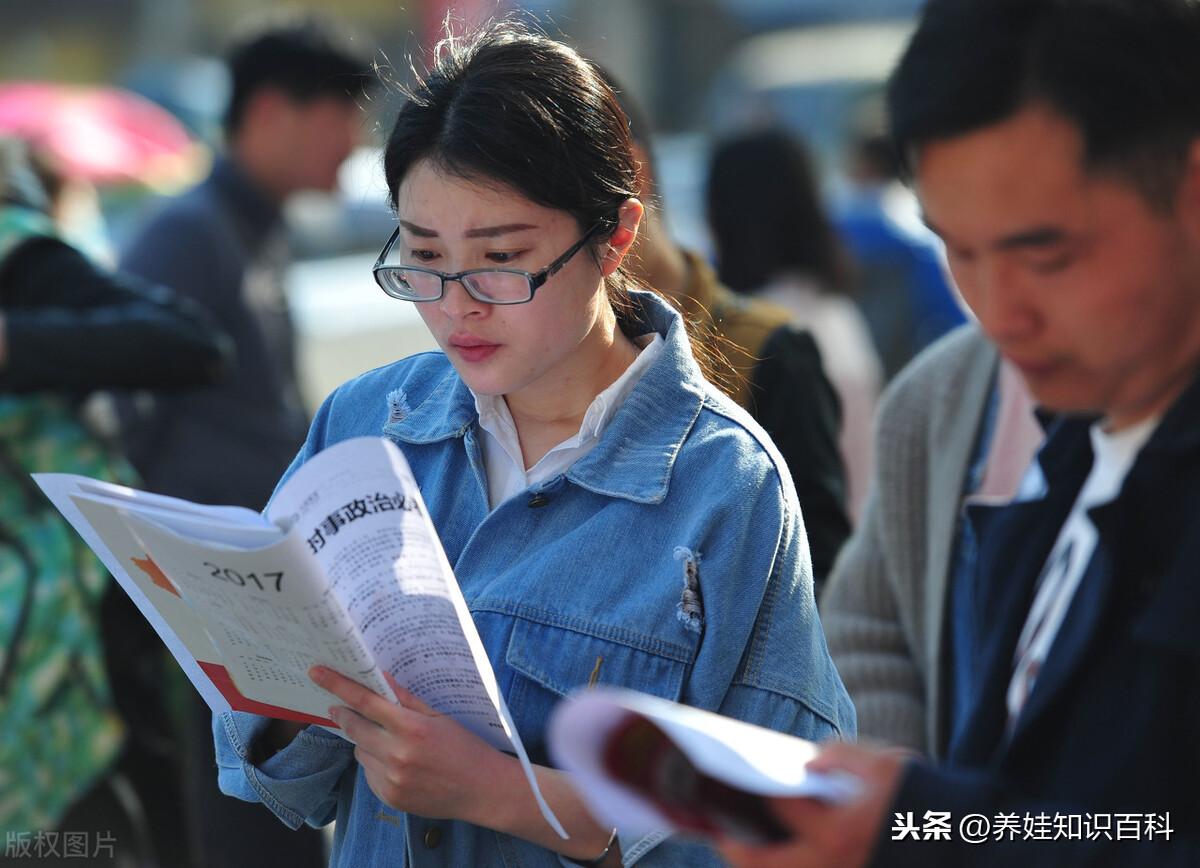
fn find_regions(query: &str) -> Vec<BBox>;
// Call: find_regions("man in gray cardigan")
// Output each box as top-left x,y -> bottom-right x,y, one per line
820,327 -> 996,756
820,326 -> 1042,757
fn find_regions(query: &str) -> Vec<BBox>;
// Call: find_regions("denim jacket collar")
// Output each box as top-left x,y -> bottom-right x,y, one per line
383,290 -> 707,504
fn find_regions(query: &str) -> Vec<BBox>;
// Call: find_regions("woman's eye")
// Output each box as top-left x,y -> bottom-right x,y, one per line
409,249 -> 439,263
486,250 -> 524,265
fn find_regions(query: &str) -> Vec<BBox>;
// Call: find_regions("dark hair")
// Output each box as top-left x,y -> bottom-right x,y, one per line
705,128 -> 849,295
590,64 -> 663,209
888,0 -> 1200,208
225,12 -> 374,134
590,65 -> 653,159
382,21 -> 640,317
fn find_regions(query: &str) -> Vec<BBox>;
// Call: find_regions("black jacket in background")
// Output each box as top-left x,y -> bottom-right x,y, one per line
0,236 -> 232,392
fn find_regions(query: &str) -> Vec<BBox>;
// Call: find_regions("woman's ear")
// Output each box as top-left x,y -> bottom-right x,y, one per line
600,198 -> 644,277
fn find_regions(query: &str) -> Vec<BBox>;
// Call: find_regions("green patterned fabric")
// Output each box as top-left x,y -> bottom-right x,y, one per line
0,206 -> 139,833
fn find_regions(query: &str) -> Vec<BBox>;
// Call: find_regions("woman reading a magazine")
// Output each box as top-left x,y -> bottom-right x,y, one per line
213,21 -> 854,867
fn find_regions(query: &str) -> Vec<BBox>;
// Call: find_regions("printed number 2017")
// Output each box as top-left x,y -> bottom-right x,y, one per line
203,562 -> 284,592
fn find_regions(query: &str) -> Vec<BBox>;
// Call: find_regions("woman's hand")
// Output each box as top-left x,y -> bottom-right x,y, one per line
309,665 -> 506,824
310,665 -> 622,862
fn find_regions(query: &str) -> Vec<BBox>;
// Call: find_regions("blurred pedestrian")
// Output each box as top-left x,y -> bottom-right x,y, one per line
113,12 -> 374,867
707,129 -> 882,518
606,74 -> 850,595
835,108 -> 966,380
0,135 -> 230,864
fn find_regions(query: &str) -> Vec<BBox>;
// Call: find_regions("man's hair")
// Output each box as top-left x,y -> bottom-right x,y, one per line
224,12 -> 374,134
888,0 -> 1200,207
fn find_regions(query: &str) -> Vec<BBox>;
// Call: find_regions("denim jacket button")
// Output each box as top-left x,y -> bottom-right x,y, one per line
423,825 -> 443,849
527,493 -> 550,508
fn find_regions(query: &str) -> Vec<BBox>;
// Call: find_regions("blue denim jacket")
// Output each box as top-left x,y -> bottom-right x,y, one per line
214,290 -> 855,867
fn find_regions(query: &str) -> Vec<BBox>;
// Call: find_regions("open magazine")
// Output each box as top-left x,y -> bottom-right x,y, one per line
547,687 -> 860,845
34,435 -> 565,837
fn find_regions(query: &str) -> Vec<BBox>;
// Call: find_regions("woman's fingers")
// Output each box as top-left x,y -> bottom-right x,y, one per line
383,670 -> 438,715
310,665 -> 404,728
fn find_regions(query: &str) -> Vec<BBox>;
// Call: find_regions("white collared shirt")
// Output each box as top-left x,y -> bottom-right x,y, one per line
472,333 -> 664,509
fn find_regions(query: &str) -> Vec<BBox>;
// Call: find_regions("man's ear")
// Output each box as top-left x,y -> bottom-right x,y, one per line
600,198 -> 645,277
1178,139 -> 1200,240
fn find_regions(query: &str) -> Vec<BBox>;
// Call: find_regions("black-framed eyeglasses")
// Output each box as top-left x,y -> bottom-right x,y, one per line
372,222 -> 605,305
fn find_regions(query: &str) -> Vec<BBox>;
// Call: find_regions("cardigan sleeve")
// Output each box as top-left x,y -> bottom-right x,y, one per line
817,330 -> 995,753
820,481 -> 928,751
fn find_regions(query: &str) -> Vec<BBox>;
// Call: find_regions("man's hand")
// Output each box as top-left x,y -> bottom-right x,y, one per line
719,742 -> 909,868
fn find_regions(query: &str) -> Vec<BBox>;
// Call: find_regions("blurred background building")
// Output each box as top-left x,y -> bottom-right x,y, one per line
0,0 -> 943,412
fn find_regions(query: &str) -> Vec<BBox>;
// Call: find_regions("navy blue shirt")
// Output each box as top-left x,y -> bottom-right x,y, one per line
117,157 -> 308,509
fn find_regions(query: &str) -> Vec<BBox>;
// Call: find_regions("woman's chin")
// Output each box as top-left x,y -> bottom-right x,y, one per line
453,366 -> 511,398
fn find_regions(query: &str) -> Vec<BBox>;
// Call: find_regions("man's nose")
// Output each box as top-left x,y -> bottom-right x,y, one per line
968,258 -> 1040,343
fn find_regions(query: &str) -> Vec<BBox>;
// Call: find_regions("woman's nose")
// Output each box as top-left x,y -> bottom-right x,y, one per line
437,278 -> 488,319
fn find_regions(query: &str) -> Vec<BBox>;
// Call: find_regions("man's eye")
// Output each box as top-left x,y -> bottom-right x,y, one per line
1028,254 -> 1074,275
946,246 -> 974,265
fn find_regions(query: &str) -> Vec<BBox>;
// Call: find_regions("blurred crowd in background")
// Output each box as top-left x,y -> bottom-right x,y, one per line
0,1 -> 965,865
0,0 -> 960,414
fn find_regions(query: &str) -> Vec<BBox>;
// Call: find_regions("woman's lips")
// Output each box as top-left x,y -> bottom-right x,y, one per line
449,335 -> 501,363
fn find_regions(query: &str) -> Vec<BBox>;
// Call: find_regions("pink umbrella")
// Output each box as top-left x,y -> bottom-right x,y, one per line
0,82 -> 206,190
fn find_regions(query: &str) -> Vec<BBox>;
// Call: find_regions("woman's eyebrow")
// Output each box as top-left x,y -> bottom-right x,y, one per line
465,223 -> 539,238
398,221 -> 539,239
399,220 -> 438,238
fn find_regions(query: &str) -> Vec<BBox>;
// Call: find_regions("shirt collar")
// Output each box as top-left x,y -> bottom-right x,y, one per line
383,290 -> 706,503
209,156 -> 283,240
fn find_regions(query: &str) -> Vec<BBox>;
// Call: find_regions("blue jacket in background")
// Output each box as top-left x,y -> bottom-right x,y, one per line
214,290 -> 855,867
836,185 -> 966,381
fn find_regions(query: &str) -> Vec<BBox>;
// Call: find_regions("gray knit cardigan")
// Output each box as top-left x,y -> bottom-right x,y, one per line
820,326 -> 998,757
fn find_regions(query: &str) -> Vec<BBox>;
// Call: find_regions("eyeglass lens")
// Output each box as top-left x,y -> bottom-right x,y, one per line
383,268 -> 533,303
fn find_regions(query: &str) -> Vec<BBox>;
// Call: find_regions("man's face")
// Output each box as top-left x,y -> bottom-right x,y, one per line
280,94 -> 362,193
915,104 -> 1200,428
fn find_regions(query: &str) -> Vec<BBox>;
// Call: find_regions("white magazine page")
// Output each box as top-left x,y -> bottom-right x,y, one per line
32,473 -> 231,713
548,688 -> 860,840
74,492 -> 282,550
73,477 -> 267,525
267,436 -> 567,837
122,511 -> 390,723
